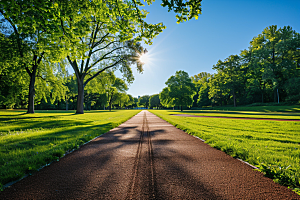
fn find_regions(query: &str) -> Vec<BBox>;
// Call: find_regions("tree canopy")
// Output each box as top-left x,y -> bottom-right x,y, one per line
197,25 -> 300,107
0,0 -> 202,113
138,95 -> 150,108
149,94 -> 160,109
160,70 -> 196,111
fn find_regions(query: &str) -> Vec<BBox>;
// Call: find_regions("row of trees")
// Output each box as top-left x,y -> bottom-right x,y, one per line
0,0 -> 202,114
195,25 -> 300,108
154,25 -> 300,110
0,67 -> 141,111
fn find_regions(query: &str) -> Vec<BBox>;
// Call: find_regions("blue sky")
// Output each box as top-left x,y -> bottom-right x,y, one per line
124,0 -> 300,98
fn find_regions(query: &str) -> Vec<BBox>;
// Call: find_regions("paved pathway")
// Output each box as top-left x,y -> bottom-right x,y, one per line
1,110 -> 299,199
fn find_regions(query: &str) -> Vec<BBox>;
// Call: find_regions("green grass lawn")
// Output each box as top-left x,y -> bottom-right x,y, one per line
199,104 -> 300,112
150,109 -> 300,194
0,109 -> 140,189
169,109 -> 300,119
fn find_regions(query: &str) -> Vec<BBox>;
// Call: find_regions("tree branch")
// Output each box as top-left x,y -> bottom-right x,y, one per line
88,46 -> 124,70
84,58 -> 124,86
92,41 -> 119,54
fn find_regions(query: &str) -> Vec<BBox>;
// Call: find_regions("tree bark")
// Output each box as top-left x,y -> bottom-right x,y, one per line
27,52 -> 44,114
27,70 -> 36,113
109,92 -> 114,111
27,63 -> 38,114
233,90 -> 236,107
66,97 -> 69,111
261,82 -> 265,103
76,81 -> 85,114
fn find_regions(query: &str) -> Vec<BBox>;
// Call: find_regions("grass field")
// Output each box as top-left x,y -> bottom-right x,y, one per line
198,104 -> 300,112
150,108 -> 300,194
0,109 -> 140,189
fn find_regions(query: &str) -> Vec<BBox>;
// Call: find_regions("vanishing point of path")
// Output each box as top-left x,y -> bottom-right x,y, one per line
1,111 -> 299,199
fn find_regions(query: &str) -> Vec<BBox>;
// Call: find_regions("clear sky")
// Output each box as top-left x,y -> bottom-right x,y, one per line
124,0 -> 300,98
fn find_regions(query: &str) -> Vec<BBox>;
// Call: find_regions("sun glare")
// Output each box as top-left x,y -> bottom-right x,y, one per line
139,53 -> 149,64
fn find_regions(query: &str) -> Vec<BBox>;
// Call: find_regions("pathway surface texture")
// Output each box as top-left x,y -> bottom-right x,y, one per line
1,110 -> 299,199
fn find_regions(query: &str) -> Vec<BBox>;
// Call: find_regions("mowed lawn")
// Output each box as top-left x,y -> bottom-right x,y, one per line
0,110 -> 140,189
150,108 -> 300,193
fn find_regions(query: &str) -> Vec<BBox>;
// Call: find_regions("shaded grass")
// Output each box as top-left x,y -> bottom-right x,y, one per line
0,110 -> 140,189
150,109 -> 300,194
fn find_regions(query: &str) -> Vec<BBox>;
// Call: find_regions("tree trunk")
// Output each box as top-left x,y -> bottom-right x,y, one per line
27,67 -> 37,114
76,81 -> 85,114
181,105 -> 183,111
233,90 -> 236,107
66,97 -> 69,111
277,88 -> 279,104
109,93 -> 113,111
261,82 -> 265,103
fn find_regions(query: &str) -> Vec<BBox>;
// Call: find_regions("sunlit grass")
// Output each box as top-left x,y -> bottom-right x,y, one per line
0,110 -> 140,189
199,105 -> 300,113
170,109 -> 300,119
150,109 -> 300,194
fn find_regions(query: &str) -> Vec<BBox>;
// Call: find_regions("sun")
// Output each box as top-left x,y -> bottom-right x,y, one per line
139,53 -> 149,64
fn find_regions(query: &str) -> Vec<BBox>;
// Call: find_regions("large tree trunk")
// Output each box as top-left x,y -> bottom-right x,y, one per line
26,53 -> 44,114
27,73 -> 36,113
76,81 -> 85,114
27,66 -> 37,114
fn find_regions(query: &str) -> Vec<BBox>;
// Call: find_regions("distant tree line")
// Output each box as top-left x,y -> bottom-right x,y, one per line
152,25 -> 300,110
193,25 -> 300,108
1,23 -> 299,111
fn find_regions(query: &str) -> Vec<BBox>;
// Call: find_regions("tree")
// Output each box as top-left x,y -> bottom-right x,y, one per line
284,77 -> 300,102
1,0 -> 202,113
250,25 -> 300,103
66,23 -> 144,113
0,33 -> 28,108
149,94 -> 160,109
126,94 -> 135,108
160,70 -> 196,111
159,87 -> 175,108
106,77 -> 128,111
0,2 -> 69,113
191,72 -> 212,107
138,95 -> 150,108
208,73 -> 229,106
115,92 -> 130,108
213,55 -> 245,107
132,97 -> 139,108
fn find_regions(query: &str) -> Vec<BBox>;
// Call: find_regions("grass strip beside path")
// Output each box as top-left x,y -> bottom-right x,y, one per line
0,110 -> 140,189
150,110 -> 300,195
198,105 -> 300,113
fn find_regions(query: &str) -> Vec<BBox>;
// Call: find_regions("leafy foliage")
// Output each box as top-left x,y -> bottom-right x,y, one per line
149,94 -> 161,109
138,95 -> 150,108
160,70 -> 196,111
196,25 -> 300,108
